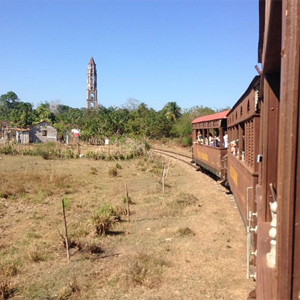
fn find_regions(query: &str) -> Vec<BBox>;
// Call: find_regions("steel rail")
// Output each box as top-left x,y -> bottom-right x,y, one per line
151,148 -> 197,169
151,147 -> 192,159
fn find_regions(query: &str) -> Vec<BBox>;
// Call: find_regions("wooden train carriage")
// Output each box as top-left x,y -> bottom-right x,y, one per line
191,110 -> 230,178
254,0 -> 300,299
227,76 -> 260,226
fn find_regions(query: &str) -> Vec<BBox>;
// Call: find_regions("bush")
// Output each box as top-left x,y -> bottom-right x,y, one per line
91,203 -> 120,236
123,253 -> 169,288
144,141 -> 151,151
115,163 -> 122,169
177,227 -> 196,237
90,167 -> 97,175
182,136 -> 192,146
64,149 -> 74,159
108,167 -> 118,177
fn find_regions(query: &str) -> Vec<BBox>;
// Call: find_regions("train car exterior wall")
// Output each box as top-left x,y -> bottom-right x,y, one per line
227,76 -> 260,226
192,111 -> 229,178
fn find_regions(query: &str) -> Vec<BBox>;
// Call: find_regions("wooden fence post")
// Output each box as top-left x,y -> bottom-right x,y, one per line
62,199 -> 70,263
125,183 -> 130,222
162,165 -> 166,194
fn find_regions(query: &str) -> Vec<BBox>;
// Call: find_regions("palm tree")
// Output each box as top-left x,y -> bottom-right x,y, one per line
164,102 -> 182,122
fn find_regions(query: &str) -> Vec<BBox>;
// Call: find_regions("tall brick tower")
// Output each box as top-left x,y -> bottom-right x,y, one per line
87,57 -> 98,110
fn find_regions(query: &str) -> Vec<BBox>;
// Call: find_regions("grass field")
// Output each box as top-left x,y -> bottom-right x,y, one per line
0,148 -> 254,299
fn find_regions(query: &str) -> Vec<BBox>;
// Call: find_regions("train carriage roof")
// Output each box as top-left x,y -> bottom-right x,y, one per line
191,110 -> 230,124
227,76 -> 260,115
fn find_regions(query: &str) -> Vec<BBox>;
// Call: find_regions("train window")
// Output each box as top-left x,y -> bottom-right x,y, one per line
245,120 -> 254,169
239,123 -> 245,161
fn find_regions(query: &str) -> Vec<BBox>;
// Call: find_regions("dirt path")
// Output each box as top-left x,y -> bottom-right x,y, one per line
0,152 -> 254,299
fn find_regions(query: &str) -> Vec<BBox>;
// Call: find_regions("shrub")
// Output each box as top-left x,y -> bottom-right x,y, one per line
124,253 -> 169,289
62,197 -> 71,211
177,227 -> 196,237
64,149 -> 74,159
91,203 -> 120,236
0,145 -> 17,155
85,150 -> 95,159
122,196 -> 133,204
108,167 -> 118,177
182,136 -> 192,146
144,141 -> 151,151
27,248 -> 46,263
90,167 -> 97,175
115,163 -> 122,169
0,281 -> 16,300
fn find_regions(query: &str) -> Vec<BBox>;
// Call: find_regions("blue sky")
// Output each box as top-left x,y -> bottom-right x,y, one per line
0,0 -> 259,111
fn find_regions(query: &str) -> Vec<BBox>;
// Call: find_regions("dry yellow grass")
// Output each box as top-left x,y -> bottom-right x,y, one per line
0,150 -> 254,299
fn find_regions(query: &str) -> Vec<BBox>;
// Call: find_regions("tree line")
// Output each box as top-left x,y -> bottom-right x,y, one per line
0,92 -> 230,144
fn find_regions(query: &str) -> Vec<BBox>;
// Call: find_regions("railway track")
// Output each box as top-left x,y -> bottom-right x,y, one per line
151,147 -> 197,169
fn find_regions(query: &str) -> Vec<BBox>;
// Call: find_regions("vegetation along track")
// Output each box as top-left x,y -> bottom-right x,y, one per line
152,147 -> 197,169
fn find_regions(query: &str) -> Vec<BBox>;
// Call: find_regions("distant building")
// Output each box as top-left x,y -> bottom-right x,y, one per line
66,129 -> 80,145
16,128 -> 30,144
0,122 -> 30,144
30,121 -> 57,143
87,57 -> 98,110
1,121 -> 10,141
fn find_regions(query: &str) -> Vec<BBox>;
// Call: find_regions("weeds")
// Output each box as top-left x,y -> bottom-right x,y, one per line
26,231 -> 42,239
0,263 -> 18,299
173,192 -> 198,206
90,167 -> 97,175
0,170 -> 72,201
108,167 -> 118,177
122,195 -> 133,204
0,262 -> 19,277
177,227 -> 196,237
27,248 -> 46,263
115,163 -> 122,169
62,197 -> 71,211
91,214 -> 115,236
0,281 -> 15,300
89,243 -> 103,255
124,253 -> 168,289
91,203 -> 120,236
56,278 -> 80,300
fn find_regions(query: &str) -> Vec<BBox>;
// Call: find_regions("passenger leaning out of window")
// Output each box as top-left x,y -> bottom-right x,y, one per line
197,133 -> 203,144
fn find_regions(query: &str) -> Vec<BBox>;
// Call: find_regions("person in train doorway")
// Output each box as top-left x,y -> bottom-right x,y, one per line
223,131 -> 228,148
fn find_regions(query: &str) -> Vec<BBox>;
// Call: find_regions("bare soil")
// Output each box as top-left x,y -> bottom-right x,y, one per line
0,144 -> 254,299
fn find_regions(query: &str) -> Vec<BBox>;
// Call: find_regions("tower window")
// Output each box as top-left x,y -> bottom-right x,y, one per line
42,130 -> 47,136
